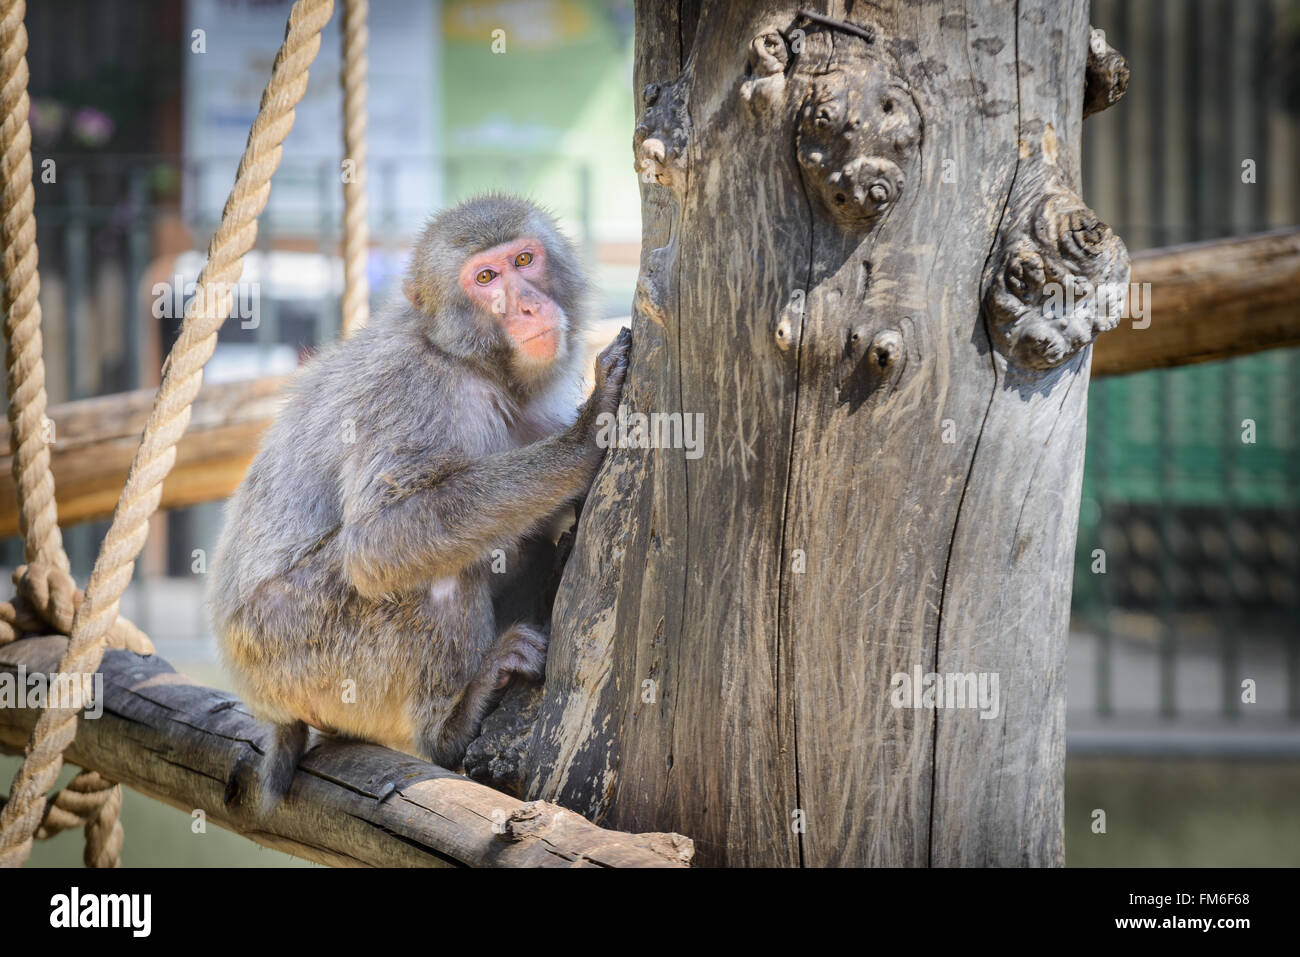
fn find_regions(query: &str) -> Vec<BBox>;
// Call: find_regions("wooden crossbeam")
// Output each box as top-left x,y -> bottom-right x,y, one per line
1091,227 -> 1300,377
0,375 -> 287,537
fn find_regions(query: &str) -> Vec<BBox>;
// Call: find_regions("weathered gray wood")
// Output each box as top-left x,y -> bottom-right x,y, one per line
928,0 -> 1119,866
1083,24 -> 1129,118
483,0 -> 1126,866
0,636 -> 692,867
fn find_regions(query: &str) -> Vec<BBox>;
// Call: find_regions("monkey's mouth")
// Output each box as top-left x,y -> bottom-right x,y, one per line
516,327 -> 558,344
513,325 -> 562,361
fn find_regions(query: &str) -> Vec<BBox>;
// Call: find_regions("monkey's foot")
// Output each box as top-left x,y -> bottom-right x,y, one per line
490,623 -> 549,690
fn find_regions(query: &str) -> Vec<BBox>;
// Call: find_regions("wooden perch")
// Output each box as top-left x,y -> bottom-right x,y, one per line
0,229 -> 1295,537
0,635 -> 693,867
0,375 -> 288,537
1091,227 -> 1300,377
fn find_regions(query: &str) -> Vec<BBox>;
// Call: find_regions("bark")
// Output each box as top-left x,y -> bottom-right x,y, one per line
478,0 -> 1131,867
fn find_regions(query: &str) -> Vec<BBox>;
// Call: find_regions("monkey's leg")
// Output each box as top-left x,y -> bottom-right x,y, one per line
422,623 -> 548,769
226,719 -> 309,818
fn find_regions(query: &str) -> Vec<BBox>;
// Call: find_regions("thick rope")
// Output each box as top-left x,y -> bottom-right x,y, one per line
0,0 -> 67,573
0,0 -> 116,867
0,559 -> 147,871
0,563 -> 154,652
0,561 -> 152,856
340,0 -> 369,336
77,770 -> 123,867
0,0 -> 334,868
0,564 -> 149,867
0,771 -> 121,866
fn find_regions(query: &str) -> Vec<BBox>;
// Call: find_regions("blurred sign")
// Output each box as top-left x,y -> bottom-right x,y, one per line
443,0 -> 591,49
183,0 -> 441,233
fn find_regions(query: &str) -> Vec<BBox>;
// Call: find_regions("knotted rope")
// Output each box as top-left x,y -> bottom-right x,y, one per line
0,770 -> 121,867
0,562 -> 143,867
0,563 -> 154,652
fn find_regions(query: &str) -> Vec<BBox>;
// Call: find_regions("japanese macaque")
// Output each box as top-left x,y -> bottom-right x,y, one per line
210,194 -> 630,814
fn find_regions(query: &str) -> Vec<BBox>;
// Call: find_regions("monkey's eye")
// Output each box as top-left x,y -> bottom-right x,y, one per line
514,251 -> 534,267
475,268 -> 497,285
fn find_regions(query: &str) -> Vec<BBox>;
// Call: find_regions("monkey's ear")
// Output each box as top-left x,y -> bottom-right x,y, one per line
403,278 -> 422,309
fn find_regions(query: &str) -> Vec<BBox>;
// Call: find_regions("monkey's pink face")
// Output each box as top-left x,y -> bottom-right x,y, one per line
459,236 -> 565,363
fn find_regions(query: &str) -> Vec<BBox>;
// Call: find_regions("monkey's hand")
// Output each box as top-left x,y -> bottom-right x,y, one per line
571,326 -> 631,452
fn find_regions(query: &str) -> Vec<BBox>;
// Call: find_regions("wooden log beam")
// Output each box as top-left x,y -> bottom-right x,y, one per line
0,228 -> 1295,538
0,375 -> 288,537
1091,227 -> 1300,377
0,635 -> 693,868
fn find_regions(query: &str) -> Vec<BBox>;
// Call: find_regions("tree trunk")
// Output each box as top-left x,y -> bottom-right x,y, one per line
483,1 -> 1129,867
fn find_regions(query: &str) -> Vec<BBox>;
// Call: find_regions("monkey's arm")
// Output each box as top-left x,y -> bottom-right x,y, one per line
340,435 -> 601,597
341,326 -> 629,599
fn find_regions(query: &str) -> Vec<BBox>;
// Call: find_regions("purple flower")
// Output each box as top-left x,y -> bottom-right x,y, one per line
71,106 -> 114,147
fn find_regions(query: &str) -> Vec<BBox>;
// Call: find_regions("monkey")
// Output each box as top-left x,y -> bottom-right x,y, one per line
209,194 -> 631,815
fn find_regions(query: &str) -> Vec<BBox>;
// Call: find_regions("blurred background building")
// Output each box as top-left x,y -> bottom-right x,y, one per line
2,0 -> 1297,866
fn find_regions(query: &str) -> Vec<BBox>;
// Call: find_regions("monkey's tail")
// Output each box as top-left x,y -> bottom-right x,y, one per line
227,720 -> 309,819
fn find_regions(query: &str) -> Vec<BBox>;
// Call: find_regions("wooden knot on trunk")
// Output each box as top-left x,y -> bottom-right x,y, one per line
773,287 -> 808,353
740,28 -> 791,113
1083,26 -> 1129,118
984,146 -> 1130,371
750,29 -> 790,75
840,324 -> 908,411
634,76 -> 690,195
633,241 -> 676,327
794,51 -> 921,232
866,329 -> 902,369
775,315 -> 795,351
